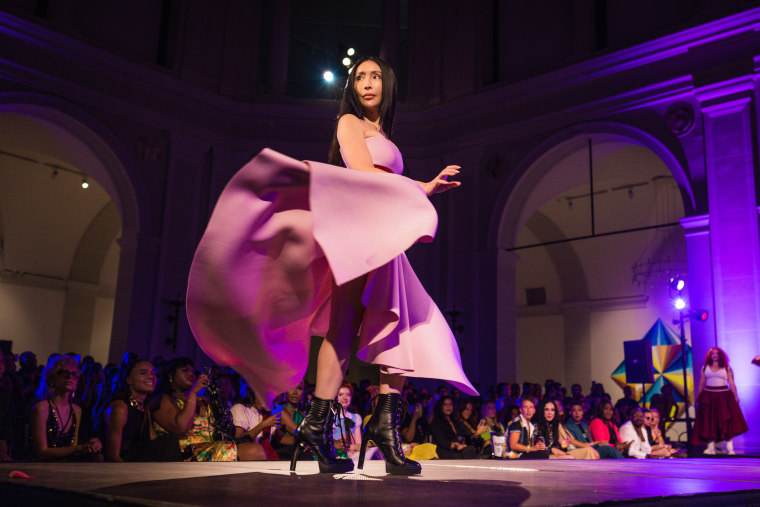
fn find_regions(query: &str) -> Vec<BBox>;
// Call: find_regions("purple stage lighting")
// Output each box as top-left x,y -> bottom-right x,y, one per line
669,275 -> 685,292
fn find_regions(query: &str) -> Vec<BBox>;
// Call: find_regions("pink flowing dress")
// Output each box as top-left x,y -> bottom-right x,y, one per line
186,135 -> 477,406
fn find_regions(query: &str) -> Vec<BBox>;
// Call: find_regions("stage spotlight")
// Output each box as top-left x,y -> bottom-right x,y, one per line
81,177 -> 89,189
323,71 -> 334,83
669,275 -> 685,292
342,57 -> 351,67
347,47 -> 355,56
674,297 -> 686,310
690,309 -> 709,321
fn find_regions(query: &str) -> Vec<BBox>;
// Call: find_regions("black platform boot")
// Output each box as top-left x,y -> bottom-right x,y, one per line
290,397 -> 354,474
358,393 -> 421,475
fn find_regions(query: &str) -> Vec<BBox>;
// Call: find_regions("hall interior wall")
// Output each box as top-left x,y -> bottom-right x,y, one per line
0,2 -> 758,439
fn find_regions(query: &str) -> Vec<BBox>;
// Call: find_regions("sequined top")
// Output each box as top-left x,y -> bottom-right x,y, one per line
46,399 -> 77,448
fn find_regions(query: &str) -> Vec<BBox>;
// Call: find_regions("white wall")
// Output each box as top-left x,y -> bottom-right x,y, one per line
0,283 -> 65,360
516,314 -> 565,383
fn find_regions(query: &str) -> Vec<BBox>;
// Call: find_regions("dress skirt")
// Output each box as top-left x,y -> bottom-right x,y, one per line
186,149 -> 477,407
691,389 -> 748,444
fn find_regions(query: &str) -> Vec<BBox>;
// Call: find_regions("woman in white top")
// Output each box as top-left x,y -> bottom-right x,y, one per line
231,386 -> 281,443
691,347 -> 748,454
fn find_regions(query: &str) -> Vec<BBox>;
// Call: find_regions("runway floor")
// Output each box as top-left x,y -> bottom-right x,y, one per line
2,457 -> 760,506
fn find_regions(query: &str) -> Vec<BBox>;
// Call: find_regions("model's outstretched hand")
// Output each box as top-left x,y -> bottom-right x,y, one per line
423,165 -> 461,196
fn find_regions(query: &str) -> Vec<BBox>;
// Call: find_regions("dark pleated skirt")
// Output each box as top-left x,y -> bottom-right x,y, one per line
691,389 -> 748,444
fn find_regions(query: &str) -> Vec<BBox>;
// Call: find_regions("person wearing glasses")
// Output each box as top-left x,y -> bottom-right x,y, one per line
642,408 -> 680,458
30,355 -> 102,460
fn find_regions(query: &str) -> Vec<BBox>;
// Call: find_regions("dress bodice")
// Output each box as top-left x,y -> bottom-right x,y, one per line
341,135 -> 404,174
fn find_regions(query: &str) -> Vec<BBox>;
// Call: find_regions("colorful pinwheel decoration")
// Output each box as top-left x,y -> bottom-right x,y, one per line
611,318 -> 693,422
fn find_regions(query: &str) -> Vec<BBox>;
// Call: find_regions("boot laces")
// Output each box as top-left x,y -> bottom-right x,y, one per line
394,398 -> 408,455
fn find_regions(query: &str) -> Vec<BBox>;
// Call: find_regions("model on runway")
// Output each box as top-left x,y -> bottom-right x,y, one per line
186,56 -> 476,475
691,347 -> 748,454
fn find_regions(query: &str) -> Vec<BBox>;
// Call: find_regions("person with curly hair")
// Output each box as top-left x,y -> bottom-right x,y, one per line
691,347 -> 748,454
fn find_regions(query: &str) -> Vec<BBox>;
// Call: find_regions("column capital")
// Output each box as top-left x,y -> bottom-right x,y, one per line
679,214 -> 710,237
695,75 -> 755,116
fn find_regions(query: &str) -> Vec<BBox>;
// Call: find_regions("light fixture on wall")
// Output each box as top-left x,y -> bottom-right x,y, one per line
0,149 -> 92,190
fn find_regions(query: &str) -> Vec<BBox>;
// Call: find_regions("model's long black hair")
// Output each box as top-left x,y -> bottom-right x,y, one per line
327,56 -> 398,166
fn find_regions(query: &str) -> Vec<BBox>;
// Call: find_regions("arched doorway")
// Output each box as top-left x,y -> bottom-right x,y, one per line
494,124 -> 695,399
0,98 -> 141,364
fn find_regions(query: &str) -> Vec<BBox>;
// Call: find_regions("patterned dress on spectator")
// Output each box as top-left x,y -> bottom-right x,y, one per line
154,397 -> 236,461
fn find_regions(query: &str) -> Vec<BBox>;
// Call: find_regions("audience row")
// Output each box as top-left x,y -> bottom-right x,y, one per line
0,349 -> 684,462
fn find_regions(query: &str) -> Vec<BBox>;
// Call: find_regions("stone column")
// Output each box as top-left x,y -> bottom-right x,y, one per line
110,231 -> 161,363
696,77 -> 760,451
679,215 -> 715,380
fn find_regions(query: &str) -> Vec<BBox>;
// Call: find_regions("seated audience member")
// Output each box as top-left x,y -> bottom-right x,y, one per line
479,401 -> 505,451
565,401 -> 622,459
454,400 -> 489,451
216,372 -> 238,408
104,359 -> 180,462
152,357 -> 267,461
570,383 -> 584,401
619,407 -> 656,459
401,397 -> 430,445
495,383 -> 510,412
589,400 -> 632,456
0,358 -> 12,461
553,398 -> 565,420
535,400 -> 573,459
334,382 -> 362,458
271,381 -> 305,459
507,396 -> 550,459
643,409 -> 679,457
31,355 -> 102,461
430,396 -> 477,459
614,386 -> 639,426
504,404 -> 520,425
649,384 -> 677,429
230,386 -> 280,460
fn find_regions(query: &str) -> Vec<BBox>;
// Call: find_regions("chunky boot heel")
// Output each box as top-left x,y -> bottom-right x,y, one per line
361,393 -> 421,475
291,397 -> 353,474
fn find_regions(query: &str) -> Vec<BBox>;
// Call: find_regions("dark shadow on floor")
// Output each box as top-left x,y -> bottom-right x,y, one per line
91,472 -> 532,506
